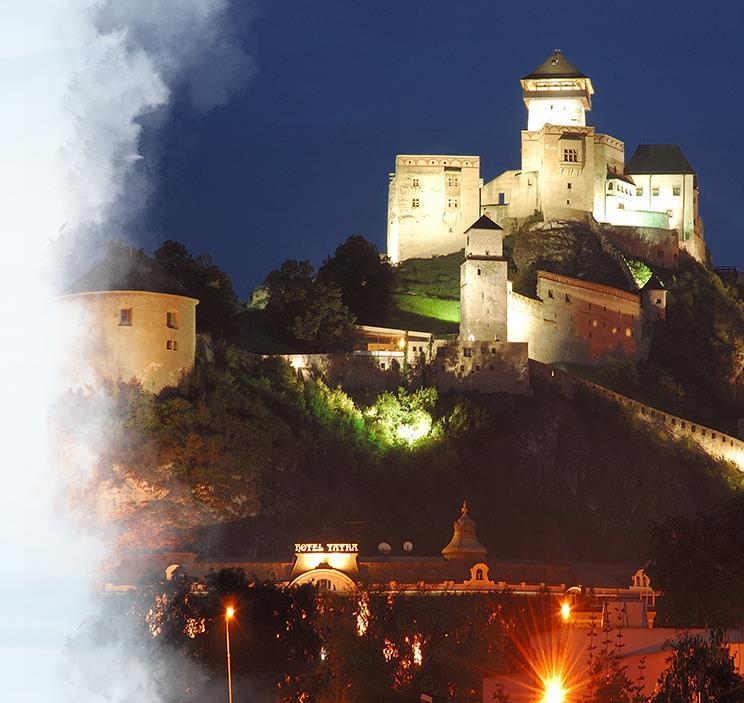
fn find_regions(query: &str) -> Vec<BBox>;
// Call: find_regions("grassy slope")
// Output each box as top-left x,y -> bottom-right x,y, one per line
389,252 -> 461,333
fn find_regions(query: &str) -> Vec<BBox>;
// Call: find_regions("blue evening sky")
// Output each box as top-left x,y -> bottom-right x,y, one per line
143,1 -> 744,298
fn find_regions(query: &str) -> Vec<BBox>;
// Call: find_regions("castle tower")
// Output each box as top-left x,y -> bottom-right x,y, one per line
641,273 -> 667,322
520,49 -> 594,131
442,501 -> 487,561
459,215 -> 508,342
60,244 -> 199,392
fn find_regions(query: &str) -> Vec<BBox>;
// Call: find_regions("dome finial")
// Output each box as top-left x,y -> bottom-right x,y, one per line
461,500 -> 469,516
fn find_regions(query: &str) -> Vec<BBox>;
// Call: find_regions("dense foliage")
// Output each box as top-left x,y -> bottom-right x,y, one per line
649,632 -> 744,703
262,259 -> 355,350
65,348 -> 742,559
647,493 -> 744,629
155,240 -> 242,339
318,235 -> 395,323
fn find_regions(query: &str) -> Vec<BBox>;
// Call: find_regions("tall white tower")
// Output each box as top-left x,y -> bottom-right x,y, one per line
459,216 -> 508,342
520,49 -> 594,130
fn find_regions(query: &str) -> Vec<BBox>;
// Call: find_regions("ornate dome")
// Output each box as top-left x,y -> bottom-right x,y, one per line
441,501 -> 487,560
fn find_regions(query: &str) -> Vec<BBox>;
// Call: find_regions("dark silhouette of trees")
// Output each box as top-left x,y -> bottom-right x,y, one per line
263,259 -> 355,350
318,235 -> 395,322
647,494 -> 744,629
155,240 -> 242,340
650,632 -> 744,703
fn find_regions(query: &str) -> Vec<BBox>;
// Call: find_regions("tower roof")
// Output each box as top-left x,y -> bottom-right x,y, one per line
626,144 -> 695,175
66,243 -> 193,298
465,215 -> 503,232
641,273 -> 665,291
522,49 -> 587,80
441,502 -> 487,560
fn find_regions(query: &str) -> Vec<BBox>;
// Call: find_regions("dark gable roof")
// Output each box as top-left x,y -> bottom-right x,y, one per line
626,144 -> 695,175
641,273 -> 665,291
466,215 -> 502,232
67,244 -> 191,297
522,49 -> 586,80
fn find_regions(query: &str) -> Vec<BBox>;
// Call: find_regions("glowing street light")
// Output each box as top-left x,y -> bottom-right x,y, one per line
541,675 -> 566,703
225,606 -> 235,703
560,601 -> 571,623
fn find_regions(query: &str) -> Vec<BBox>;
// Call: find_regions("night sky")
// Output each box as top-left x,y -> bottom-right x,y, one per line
141,1 -> 744,298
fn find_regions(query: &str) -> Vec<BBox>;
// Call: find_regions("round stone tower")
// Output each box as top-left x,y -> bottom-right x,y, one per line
60,244 -> 199,392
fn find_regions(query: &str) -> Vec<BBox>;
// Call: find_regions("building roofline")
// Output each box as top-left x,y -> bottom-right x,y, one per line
537,270 -> 640,303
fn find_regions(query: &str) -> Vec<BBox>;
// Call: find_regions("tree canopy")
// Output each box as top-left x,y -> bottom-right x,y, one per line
155,240 -> 242,340
262,259 -> 355,350
318,235 -> 395,322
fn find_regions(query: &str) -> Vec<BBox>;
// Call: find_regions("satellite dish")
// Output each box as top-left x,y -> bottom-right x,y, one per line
403,541 -> 414,553
378,542 -> 392,555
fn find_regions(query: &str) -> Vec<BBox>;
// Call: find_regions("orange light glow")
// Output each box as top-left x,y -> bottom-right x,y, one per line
542,675 -> 566,703
560,601 -> 571,623
226,606 -> 235,620
398,338 -> 405,349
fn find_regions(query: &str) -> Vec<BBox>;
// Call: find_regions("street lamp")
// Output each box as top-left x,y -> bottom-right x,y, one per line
225,606 -> 235,703
541,675 -> 566,703
560,601 -> 571,623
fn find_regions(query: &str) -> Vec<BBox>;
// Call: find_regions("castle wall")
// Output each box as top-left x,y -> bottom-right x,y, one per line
60,290 -> 198,392
626,172 -> 696,242
387,155 -> 481,263
591,134 -> 625,221
529,360 -> 744,471
507,273 -> 643,367
481,170 -> 539,222
602,225 -> 679,269
432,341 -> 530,395
521,126 -> 596,216
283,352 -> 406,391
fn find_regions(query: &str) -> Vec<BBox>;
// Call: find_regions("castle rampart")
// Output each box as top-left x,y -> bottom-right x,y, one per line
529,360 -> 744,471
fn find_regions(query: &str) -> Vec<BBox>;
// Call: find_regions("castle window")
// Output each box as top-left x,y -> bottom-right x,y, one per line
475,568 -> 484,581
566,200 -> 570,206
567,182 -> 572,190
491,348 -> 497,354
481,345 -> 488,353
548,289 -> 554,299
477,268 -> 481,276
166,340 -> 173,350
448,198 -> 452,208
565,294 -> 571,303
119,308 -> 132,326
498,192 -> 506,205
608,182 -> 614,191
673,186 -> 681,196
563,148 -> 578,162
475,364 -> 480,371
412,198 -> 420,208
655,298 -> 662,305
636,187 -> 643,196
591,320 -> 598,327
454,199 -> 459,208
612,327 -> 618,334
412,178 -> 419,187
463,348 -> 472,357
626,328 -> 632,337
166,311 -> 179,329
652,187 -> 660,196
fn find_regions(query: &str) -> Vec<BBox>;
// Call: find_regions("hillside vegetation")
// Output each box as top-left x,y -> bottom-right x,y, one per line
65,348 -> 743,563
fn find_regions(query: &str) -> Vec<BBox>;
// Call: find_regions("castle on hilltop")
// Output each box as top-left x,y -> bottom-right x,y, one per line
387,50 -> 706,265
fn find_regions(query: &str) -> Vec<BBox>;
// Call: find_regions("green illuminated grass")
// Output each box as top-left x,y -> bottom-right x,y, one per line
386,293 -> 459,334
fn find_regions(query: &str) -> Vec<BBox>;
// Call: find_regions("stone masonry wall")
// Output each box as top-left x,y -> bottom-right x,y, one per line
529,360 -> 744,471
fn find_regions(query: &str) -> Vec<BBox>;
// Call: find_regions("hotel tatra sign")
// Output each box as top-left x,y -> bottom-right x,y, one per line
294,542 -> 359,554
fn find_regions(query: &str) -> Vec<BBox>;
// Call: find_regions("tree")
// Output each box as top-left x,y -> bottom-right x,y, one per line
318,235 -> 395,322
155,240 -> 242,340
647,494 -> 744,629
263,259 -> 355,350
650,632 -> 744,703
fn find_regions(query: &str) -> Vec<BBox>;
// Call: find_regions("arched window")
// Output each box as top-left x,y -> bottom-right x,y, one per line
475,568 -> 484,581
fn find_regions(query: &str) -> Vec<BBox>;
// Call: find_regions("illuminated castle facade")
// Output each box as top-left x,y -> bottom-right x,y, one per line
387,50 -> 706,265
